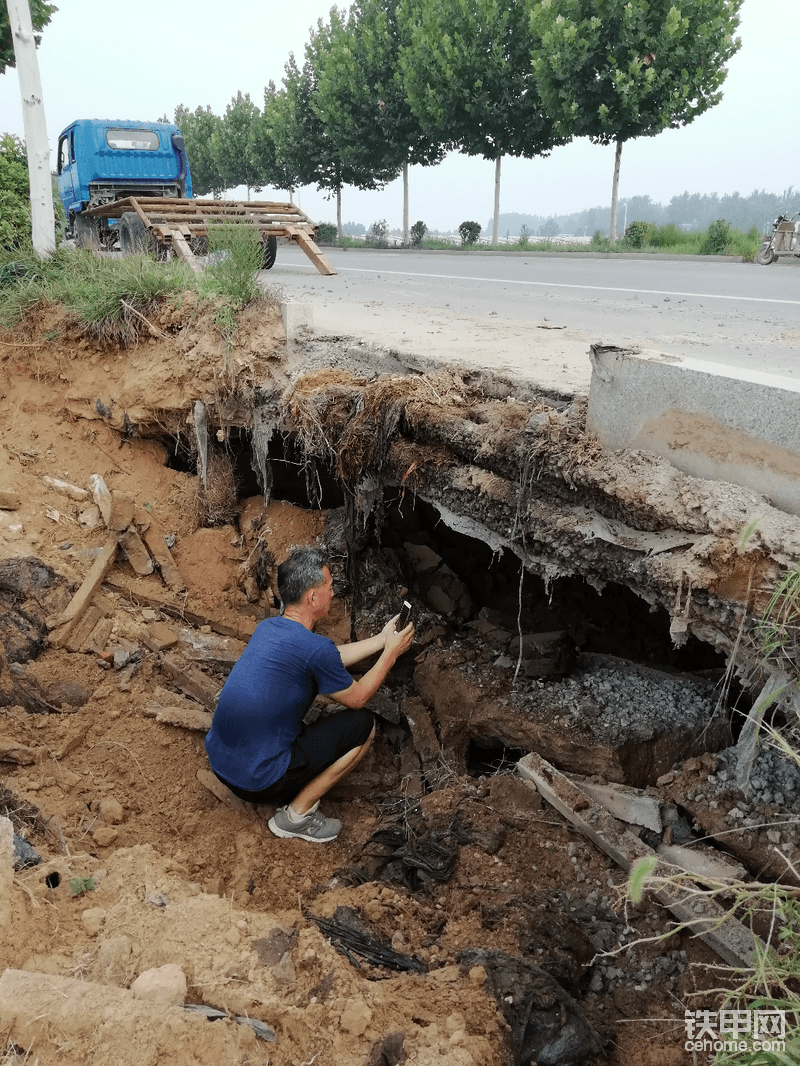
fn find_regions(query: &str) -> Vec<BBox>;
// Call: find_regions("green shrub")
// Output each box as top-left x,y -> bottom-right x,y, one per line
458,220 -> 481,245
316,222 -> 337,245
620,220 -> 653,249
700,218 -> 732,255
410,220 -> 427,247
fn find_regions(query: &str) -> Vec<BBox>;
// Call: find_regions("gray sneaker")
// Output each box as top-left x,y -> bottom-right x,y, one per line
268,805 -> 342,843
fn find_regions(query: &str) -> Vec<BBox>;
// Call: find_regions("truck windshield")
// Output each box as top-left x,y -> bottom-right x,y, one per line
105,129 -> 160,151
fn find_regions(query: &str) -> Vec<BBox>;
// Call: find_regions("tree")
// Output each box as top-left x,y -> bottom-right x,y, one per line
270,44 -> 398,239
0,0 -> 56,74
530,0 -> 743,242
254,80 -> 307,200
173,105 -> 225,197
399,0 -> 567,244
0,133 -> 30,248
214,92 -> 264,198
313,0 -> 444,245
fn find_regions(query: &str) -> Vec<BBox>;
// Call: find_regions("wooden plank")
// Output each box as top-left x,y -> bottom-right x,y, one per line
64,605 -> 101,653
49,535 -> 118,646
127,196 -> 152,229
160,653 -> 221,711
517,752 -> 768,970
83,616 -> 113,655
102,579 -> 258,642
288,225 -> 337,276
118,528 -> 154,576
168,229 -> 203,274
140,516 -> 184,589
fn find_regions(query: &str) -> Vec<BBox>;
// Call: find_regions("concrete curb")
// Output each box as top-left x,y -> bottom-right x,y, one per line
315,245 -> 748,264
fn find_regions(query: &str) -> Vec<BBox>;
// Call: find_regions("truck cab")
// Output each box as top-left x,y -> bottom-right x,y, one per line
56,119 -> 193,246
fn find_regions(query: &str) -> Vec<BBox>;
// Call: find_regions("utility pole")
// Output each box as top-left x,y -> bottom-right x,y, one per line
8,0 -> 55,257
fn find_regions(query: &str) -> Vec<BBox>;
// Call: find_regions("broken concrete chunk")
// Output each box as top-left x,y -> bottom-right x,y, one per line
78,504 -> 101,528
403,542 -> 442,573
656,843 -> 748,884
0,817 -> 13,931
43,476 -> 89,501
572,777 -> 663,834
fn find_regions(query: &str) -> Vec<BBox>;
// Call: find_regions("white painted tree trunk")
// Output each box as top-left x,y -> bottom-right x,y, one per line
609,138 -> 623,244
8,0 -> 55,258
492,155 -> 501,246
336,187 -> 342,242
402,160 -> 409,247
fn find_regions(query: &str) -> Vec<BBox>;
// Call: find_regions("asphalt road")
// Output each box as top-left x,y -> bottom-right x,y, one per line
268,245 -> 800,387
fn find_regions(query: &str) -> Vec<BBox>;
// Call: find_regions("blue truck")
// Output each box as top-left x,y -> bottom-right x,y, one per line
54,117 -> 334,274
56,118 -> 192,249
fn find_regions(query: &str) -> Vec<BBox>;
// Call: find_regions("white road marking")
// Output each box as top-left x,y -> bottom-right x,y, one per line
336,266 -> 800,306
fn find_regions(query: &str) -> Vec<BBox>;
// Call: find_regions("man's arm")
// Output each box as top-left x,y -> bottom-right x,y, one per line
336,613 -> 402,668
329,621 -> 414,708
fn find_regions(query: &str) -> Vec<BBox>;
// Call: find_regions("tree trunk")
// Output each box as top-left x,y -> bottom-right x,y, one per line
336,188 -> 342,242
402,160 -> 409,247
492,155 -> 502,246
8,0 -> 55,258
609,138 -> 623,244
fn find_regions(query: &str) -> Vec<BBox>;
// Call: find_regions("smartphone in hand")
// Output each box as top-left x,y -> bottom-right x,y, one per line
396,600 -> 412,630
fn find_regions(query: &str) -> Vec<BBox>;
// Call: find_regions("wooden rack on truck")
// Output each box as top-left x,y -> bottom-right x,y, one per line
80,196 -> 336,276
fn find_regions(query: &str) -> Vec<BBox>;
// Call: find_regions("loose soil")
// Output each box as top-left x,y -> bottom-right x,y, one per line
0,293 -> 793,1066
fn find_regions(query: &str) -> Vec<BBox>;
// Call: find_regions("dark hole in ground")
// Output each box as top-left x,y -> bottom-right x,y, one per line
45,871 -> 60,889
378,494 -> 727,677
467,740 -> 531,777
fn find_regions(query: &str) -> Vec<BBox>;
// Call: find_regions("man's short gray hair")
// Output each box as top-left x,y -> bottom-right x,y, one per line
277,547 -> 328,609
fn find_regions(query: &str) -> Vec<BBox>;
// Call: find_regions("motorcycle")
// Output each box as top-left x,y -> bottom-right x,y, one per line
757,211 -> 800,265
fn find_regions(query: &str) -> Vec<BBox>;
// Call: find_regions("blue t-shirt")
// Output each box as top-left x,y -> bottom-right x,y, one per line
204,616 -> 353,791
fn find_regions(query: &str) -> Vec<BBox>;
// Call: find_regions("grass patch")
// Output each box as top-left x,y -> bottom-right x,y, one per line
0,221 -> 272,347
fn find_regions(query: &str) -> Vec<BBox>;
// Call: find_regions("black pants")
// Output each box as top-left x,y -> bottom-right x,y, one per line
211,709 -> 374,805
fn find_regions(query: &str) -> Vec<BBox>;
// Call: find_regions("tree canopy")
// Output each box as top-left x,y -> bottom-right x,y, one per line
530,0 -> 743,238
0,1 -> 57,75
214,91 -> 264,196
398,0 -> 568,241
173,105 -> 225,197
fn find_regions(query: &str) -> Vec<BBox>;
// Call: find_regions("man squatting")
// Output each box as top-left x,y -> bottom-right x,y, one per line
204,547 -> 414,842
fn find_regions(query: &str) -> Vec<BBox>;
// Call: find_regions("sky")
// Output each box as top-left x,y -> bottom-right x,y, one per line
0,0 -> 796,232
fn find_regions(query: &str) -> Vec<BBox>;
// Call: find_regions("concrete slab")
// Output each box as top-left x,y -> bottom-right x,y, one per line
571,778 -> 662,833
586,346 -> 800,516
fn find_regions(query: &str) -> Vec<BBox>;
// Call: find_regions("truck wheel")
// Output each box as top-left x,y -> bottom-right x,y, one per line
74,213 -> 100,250
262,235 -> 277,270
757,243 -> 776,265
119,212 -> 151,255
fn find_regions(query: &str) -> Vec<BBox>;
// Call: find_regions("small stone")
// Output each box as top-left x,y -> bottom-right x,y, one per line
98,798 -> 124,825
131,964 -> 187,1005
92,826 -> 119,847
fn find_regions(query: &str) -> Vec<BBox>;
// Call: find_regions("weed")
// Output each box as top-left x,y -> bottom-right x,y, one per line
316,221 -> 337,245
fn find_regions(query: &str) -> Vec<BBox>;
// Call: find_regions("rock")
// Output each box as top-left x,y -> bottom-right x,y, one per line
81,908 -> 106,936
92,826 -> 119,847
131,964 -> 187,1006
340,998 -> 372,1036
426,584 -> 456,616
403,542 -> 441,574
272,951 -> 296,986
98,798 -> 124,825
78,505 -> 101,529
13,834 -> 42,871
364,1030 -> 405,1066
